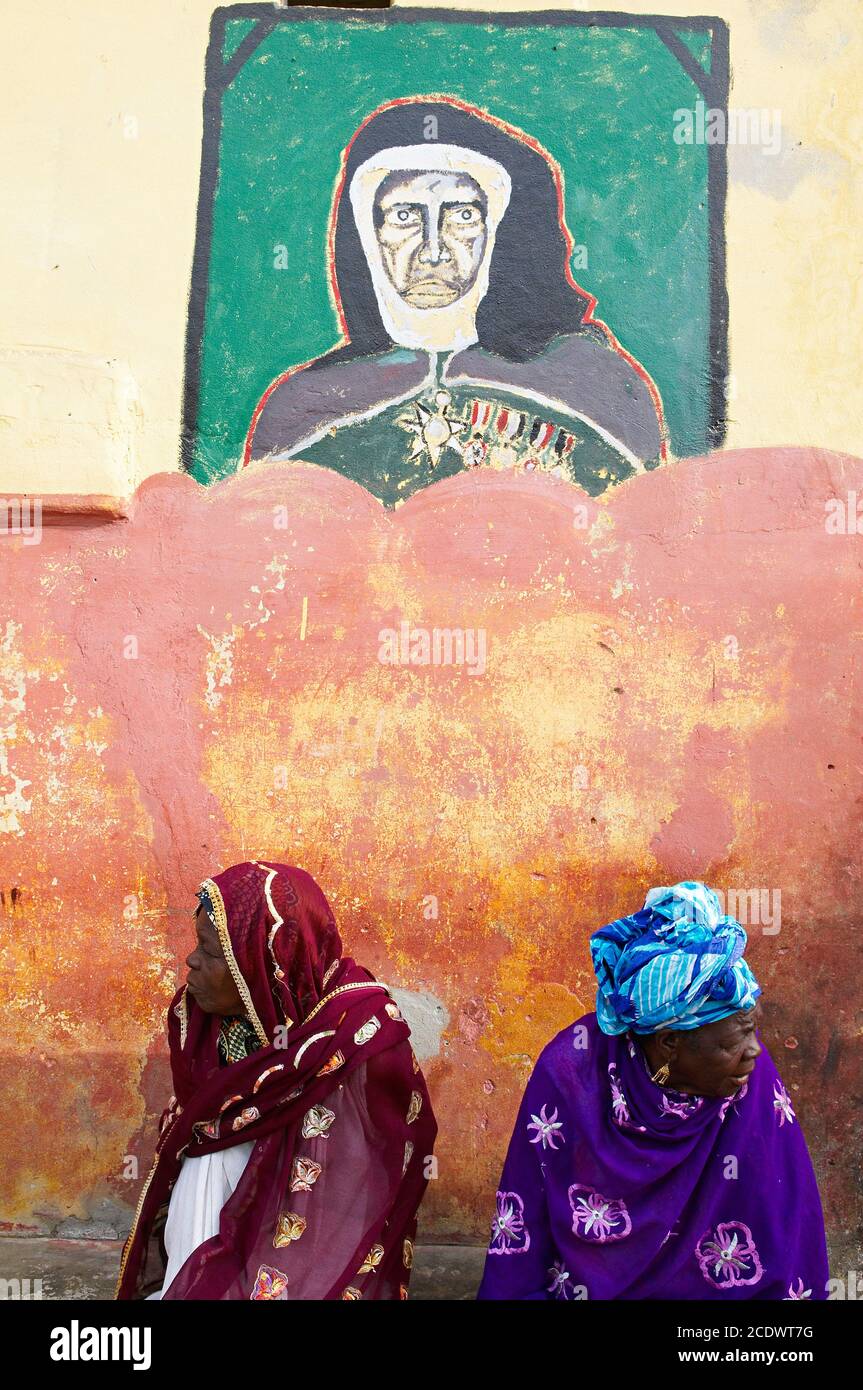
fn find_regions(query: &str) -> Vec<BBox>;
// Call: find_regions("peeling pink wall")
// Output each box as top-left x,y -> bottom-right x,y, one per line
0,448 -> 860,1260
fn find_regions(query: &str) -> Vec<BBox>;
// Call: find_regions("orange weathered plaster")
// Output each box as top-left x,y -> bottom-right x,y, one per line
0,448 -> 860,1253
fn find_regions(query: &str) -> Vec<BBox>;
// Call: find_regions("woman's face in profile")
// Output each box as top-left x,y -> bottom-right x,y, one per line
184,905 -> 244,1016
668,1005 -> 763,1098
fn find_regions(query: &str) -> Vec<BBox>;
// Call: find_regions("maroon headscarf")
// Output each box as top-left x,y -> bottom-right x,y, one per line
116,861 -> 437,1299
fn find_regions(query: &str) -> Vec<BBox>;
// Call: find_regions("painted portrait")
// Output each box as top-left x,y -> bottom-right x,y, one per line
246,97 -> 667,506
183,8 -> 726,501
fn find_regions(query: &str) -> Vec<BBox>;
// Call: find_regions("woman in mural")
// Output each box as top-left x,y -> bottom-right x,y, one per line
116,861 -> 436,1300
246,97 -> 666,507
477,882 -> 828,1301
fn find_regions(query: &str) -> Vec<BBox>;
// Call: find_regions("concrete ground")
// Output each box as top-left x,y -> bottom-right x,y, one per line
0,1237 -> 485,1300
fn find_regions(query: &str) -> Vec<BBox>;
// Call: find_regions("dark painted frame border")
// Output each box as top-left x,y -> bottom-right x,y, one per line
180,5 -> 729,471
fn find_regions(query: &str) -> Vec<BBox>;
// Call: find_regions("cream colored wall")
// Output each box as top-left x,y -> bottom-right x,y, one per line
0,1 -> 210,496
1,0 -> 860,496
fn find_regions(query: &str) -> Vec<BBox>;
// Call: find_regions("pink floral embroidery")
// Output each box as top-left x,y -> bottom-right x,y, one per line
659,1092 -> 703,1120
527,1104 -> 564,1150
547,1260 -> 572,1299
608,1064 -> 646,1132
719,1079 -> 749,1120
488,1191 -> 530,1255
773,1082 -> 796,1127
608,1065 -> 630,1124
568,1184 -> 632,1243
249,1264 -> 289,1300
784,1277 -> 812,1300
695,1221 -> 764,1289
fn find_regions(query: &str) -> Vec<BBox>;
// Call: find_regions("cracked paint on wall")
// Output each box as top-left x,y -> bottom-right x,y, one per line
0,620 -> 174,1225
0,449 -> 860,1260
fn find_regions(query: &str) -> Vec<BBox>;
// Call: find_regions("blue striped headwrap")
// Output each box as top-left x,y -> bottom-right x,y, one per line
590,882 -> 761,1035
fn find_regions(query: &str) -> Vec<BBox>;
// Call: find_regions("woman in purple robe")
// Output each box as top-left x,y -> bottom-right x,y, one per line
477,882 -> 829,1301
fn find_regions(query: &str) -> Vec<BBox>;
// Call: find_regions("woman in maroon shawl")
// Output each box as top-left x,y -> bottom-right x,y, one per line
116,861 -> 436,1300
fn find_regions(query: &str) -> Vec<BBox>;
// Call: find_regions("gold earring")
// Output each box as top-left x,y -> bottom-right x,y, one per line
651,1062 -> 671,1086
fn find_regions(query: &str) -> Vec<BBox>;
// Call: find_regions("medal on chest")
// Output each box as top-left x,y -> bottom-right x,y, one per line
397,388 -> 579,475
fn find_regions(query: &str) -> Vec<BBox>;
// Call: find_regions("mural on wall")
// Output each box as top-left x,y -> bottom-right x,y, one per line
3,3 -> 862,1268
247,97 -> 667,505
182,7 -> 729,503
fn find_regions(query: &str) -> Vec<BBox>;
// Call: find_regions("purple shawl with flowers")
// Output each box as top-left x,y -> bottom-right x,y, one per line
478,1012 -> 828,1301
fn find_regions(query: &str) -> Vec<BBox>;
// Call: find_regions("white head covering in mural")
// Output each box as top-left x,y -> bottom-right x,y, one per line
248,99 -> 665,502
349,143 -> 512,353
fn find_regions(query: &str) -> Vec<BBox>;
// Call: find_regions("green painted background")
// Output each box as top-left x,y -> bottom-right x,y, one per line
190,13 -> 714,482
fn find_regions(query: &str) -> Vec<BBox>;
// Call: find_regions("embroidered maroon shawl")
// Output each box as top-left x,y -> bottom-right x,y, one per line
116,862 -> 437,1300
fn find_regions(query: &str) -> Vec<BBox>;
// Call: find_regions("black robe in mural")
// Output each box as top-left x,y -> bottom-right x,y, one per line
248,99 -> 665,506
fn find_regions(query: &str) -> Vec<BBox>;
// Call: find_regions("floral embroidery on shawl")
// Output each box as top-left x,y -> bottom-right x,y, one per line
527,1104 -> 565,1150
289,1156 -> 322,1192
547,1260 -> 572,1299
274,1212 -> 307,1246
250,1264 -> 289,1300
231,1105 -> 260,1131
718,1078 -> 749,1120
488,1191 -> 530,1255
569,1184 -> 632,1243
660,1093 -> 704,1120
607,1063 -> 646,1132
773,1082 -> 796,1127
784,1277 -> 812,1300
695,1221 -> 764,1289
354,1016 -> 381,1046
359,1244 -> 385,1274
301,1104 -> 335,1139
